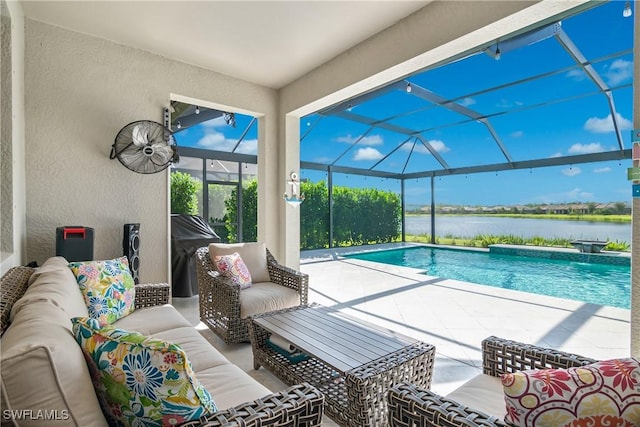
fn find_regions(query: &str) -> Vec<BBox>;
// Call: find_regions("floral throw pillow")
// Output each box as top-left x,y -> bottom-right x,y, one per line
213,252 -> 252,289
72,317 -> 217,426
68,256 -> 136,326
501,358 -> 640,427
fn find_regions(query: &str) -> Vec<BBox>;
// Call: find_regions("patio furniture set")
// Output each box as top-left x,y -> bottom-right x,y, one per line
0,241 -> 626,427
195,242 -> 626,427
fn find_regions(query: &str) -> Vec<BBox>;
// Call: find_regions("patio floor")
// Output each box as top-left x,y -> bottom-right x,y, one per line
299,243 -> 631,397
173,242 -> 630,425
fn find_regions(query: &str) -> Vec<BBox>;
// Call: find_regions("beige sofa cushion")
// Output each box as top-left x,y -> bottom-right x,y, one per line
113,304 -> 191,335
209,242 -> 270,283
11,256 -> 88,323
197,364 -> 271,411
445,374 -> 505,419
240,282 -> 301,318
1,301 -> 107,427
152,326 -> 232,372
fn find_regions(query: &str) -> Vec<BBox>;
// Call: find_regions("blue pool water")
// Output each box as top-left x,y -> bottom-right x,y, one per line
345,247 -> 631,309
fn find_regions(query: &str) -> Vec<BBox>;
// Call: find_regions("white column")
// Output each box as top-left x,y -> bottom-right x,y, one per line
282,115 -> 301,268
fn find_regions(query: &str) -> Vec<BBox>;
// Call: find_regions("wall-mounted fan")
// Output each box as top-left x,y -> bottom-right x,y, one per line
110,120 -> 179,174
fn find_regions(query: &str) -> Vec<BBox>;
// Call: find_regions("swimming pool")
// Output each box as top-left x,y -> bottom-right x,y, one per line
345,246 -> 631,309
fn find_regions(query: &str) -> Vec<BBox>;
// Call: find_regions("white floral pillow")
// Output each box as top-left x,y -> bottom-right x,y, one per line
68,256 -> 135,326
213,251 -> 252,289
72,317 -> 217,426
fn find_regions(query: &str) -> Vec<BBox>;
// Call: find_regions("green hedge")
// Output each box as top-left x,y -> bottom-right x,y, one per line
223,180 -> 258,243
301,181 -> 401,249
225,180 -> 401,249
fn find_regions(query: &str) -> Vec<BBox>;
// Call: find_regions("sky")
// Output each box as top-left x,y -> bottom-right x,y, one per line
174,1 -> 635,209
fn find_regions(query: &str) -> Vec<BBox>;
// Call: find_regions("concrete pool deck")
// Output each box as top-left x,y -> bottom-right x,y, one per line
173,242 -> 630,426
300,242 -> 631,397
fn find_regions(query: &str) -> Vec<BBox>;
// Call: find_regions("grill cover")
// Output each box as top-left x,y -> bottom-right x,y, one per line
171,214 -> 220,297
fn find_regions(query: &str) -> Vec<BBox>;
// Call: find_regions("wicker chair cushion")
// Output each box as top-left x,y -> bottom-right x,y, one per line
68,256 -> 136,326
240,283 -> 301,318
11,257 -> 89,323
72,317 -> 217,425
213,252 -> 252,289
501,358 -> 640,427
209,242 -> 270,283
445,374 -> 505,419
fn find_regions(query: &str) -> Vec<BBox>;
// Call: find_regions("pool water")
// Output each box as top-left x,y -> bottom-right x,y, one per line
345,247 -> 631,309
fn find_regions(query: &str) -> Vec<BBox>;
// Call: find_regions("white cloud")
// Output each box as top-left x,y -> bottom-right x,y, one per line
335,134 -> 383,146
196,129 -> 257,155
584,112 -> 633,133
401,139 -> 450,154
565,188 -> 593,199
568,142 -> 603,154
235,139 -> 257,155
510,130 -> 524,138
353,147 -> 383,161
549,152 -> 563,158
604,59 -> 633,86
458,97 -> 476,107
561,166 -> 582,177
496,98 -> 512,109
530,188 -> 593,204
428,140 -> 450,153
201,116 -> 229,129
314,156 -> 334,163
594,167 -> 611,174
196,132 -> 227,149
565,69 -> 586,81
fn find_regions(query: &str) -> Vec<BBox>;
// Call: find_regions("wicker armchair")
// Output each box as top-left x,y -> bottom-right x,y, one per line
387,336 -> 598,427
195,244 -> 309,344
181,382 -> 324,427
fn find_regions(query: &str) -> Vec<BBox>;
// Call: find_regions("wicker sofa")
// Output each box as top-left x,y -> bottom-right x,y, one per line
387,336 -> 598,427
195,242 -> 309,344
0,258 -> 323,427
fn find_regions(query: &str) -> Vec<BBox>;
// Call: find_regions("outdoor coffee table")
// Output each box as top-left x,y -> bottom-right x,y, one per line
248,304 -> 435,427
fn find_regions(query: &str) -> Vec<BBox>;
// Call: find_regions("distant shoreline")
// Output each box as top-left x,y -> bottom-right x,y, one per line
406,213 -> 631,223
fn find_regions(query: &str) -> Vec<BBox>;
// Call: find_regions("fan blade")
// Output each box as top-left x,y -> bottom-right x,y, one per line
149,144 -> 174,167
132,123 -> 149,146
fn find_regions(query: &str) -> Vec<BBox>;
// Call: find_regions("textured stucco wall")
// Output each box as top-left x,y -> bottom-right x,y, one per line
1,1 -> 13,257
0,0 -> 25,275
24,19 -> 278,283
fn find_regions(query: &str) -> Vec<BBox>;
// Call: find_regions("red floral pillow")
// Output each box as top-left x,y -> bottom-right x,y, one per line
565,415 -> 635,427
213,252 -> 252,289
501,358 -> 640,427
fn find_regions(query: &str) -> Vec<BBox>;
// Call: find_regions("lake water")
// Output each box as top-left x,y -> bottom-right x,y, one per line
405,215 -> 631,243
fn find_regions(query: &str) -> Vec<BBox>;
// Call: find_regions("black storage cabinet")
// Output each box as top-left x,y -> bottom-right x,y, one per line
170,214 -> 220,297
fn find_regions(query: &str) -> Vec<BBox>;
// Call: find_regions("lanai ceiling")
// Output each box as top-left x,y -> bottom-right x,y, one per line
20,1 -> 430,89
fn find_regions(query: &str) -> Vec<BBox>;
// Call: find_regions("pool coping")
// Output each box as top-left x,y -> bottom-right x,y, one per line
301,242 -> 630,266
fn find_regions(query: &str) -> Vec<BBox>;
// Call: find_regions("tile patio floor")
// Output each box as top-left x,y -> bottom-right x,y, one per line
174,242 -> 631,426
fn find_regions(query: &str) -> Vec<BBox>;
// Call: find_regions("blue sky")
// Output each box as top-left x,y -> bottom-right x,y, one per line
175,1 -> 635,208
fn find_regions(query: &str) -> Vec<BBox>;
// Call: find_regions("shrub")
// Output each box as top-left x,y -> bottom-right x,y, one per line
170,171 -> 201,215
